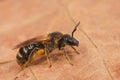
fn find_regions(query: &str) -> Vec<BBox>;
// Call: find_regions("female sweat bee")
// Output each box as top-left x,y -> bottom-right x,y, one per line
14,22 -> 80,69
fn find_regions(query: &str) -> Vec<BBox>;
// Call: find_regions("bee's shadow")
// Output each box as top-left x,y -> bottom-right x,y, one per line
30,51 -> 74,66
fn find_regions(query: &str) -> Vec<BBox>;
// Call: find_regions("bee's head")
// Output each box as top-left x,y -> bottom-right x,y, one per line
58,21 -> 80,49
61,34 -> 79,46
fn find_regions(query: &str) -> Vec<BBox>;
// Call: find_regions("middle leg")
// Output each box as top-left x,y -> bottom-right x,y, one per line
62,48 -> 73,65
45,48 -> 52,68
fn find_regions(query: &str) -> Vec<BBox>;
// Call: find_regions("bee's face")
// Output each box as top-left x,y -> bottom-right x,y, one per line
62,34 -> 79,46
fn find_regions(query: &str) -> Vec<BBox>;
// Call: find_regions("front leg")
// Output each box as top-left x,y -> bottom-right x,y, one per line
71,46 -> 80,54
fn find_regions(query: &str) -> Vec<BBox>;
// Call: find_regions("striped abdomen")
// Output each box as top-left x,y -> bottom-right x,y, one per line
16,43 -> 45,66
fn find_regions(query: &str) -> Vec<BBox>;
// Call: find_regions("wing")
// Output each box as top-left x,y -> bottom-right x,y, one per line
13,34 -> 51,49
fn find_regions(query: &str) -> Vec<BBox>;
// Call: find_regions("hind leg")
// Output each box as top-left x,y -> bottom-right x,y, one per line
21,58 -> 32,69
20,48 -> 39,69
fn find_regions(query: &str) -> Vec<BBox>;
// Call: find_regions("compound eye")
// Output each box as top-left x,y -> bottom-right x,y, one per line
63,34 -> 76,45
67,38 -> 79,46
66,38 -> 74,45
67,39 -> 73,43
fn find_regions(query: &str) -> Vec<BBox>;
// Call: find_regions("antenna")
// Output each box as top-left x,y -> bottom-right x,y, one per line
72,21 -> 80,37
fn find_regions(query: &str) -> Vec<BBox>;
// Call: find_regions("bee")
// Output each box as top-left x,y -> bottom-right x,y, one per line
14,22 -> 80,69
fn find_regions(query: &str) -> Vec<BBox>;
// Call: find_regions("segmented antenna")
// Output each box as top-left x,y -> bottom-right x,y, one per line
72,21 -> 80,37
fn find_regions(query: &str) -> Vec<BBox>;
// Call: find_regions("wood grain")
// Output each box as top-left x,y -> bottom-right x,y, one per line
0,0 -> 119,80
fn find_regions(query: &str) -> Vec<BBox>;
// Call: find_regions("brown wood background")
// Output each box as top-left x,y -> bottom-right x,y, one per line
0,0 -> 120,80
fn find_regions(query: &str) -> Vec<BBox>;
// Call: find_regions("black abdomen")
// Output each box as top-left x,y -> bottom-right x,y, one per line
16,42 -> 44,66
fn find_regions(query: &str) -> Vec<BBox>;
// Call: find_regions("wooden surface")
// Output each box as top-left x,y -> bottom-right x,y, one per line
0,0 -> 120,80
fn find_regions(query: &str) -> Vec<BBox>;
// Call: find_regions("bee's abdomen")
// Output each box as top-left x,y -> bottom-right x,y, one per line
16,43 -> 44,66
16,47 -> 33,65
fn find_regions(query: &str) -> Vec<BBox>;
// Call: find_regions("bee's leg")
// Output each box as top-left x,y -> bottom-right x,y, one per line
71,46 -> 80,54
21,48 -> 38,69
45,49 -> 52,68
15,60 -> 31,76
16,59 -> 33,76
21,56 -> 33,69
21,59 -> 32,69
62,48 -> 73,65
